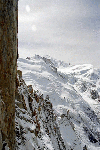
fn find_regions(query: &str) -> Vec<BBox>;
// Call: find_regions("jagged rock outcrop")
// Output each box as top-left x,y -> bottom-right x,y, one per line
90,89 -> 99,100
0,1 -> 18,149
15,70 -> 69,149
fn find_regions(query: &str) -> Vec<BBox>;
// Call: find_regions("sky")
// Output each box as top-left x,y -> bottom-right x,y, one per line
18,0 -> 100,68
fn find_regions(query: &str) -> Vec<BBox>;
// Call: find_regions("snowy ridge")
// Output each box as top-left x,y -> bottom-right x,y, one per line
17,55 -> 100,150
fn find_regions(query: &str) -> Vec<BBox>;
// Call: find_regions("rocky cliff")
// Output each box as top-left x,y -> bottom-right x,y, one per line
0,1 -> 18,149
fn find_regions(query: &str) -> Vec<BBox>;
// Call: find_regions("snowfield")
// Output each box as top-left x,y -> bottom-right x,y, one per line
17,55 -> 100,150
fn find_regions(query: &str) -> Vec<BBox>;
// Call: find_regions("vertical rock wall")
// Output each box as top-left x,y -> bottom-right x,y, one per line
0,0 -> 18,149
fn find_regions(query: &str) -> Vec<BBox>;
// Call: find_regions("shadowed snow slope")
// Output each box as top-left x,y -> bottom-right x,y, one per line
17,55 -> 100,150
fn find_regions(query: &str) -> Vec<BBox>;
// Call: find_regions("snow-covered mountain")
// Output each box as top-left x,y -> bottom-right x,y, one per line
16,55 -> 100,150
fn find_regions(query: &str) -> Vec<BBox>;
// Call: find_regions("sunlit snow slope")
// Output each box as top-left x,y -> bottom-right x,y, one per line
17,55 -> 100,150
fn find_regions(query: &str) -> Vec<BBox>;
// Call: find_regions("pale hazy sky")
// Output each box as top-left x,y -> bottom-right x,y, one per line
18,0 -> 100,68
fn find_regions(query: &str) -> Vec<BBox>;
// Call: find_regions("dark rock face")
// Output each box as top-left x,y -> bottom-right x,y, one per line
90,90 -> 99,99
0,0 -> 18,149
88,133 -> 98,143
83,145 -> 87,150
